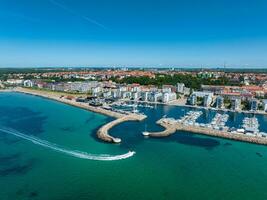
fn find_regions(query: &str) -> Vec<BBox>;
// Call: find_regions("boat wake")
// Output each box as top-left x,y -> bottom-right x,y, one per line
0,127 -> 135,161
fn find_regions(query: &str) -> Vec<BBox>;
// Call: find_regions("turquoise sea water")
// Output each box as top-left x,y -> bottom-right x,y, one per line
0,92 -> 267,200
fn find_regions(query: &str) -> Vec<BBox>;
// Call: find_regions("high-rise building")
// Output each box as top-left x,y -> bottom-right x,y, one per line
162,92 -> 177,103
216,96 -> 224,109
250,99 -> 258,111
263,100 -> 267,112
203,94 -> 212,107
189,94 -> 197,105
231,98 -> 241,111
177,83 -> 185,93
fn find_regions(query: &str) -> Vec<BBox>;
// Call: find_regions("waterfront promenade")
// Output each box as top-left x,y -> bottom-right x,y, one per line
144,118 -> 267,145
12,88 -> 147,143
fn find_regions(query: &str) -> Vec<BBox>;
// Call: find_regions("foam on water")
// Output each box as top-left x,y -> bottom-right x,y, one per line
0,127 -> 135,161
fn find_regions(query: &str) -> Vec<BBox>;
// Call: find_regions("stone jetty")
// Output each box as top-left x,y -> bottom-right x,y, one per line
97,114 -> 147,143
144,118 -> 267,146
142,119 -> 176,137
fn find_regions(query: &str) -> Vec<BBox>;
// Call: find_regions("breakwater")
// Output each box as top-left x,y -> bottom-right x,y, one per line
143,119 -> 176,137
144,118 -> 267,145
98,114 -> 147,143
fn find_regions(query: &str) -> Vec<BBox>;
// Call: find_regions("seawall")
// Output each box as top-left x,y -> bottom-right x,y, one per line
97,114 -> 147,143
145,118 -> 267,146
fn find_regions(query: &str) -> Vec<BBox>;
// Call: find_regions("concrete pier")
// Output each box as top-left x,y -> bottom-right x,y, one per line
145,118 -> 267,146
97,114 -> 147,143
142,119 -> 176,137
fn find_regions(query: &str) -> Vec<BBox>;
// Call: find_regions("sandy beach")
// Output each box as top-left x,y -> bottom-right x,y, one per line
10,87 -> 147,143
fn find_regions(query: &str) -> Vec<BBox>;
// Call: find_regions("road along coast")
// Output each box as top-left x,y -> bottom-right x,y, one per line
143,118 -> 267,145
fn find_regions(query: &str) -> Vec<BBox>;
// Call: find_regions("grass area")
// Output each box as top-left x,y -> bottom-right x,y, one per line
23,87 -> 90,97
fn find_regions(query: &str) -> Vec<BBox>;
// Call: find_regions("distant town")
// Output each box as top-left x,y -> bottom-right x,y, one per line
1,68 -> 267,114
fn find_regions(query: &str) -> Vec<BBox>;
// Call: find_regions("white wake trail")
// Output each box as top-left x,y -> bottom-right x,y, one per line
0,128 -> 135,161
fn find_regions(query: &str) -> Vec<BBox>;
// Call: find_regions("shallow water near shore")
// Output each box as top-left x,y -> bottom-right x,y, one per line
0,92 -> 267,200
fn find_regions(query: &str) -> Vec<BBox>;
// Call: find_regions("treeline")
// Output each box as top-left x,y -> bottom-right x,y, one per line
111,74 -> 237,90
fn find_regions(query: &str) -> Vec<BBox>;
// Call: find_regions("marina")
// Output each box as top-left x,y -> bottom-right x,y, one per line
8,88 -> 267,145
177,110 -> 203,126
242,117 -> 259,134
1,92 -> 267,200
208,113 -> 229,131
1,1 -> 267,199
144,110 -> 267,145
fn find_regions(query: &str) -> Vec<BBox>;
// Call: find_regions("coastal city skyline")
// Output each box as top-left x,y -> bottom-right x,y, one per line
1,1 -> 267,200
1,0 -> 267,67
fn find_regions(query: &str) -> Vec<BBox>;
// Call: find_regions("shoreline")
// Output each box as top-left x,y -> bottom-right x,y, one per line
2,88 -> 266,145
144,118 -> 267,146
13,87 -> 125,119
5,88 -> 147,143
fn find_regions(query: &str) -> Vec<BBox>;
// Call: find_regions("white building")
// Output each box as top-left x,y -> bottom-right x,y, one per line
131,92 -> 140,100
162,92 -> 177,103
131,86 -> 141,92
183,87 -> 191,95
250,99 -> 258,111
141,91 -> 149,101
149,92 -> 162,102
122,91 -> 131,99
6,79 -> 23,85
263,100 -> 267,112
162,85 -> 172,93
189,94 -> 197,105
111,90 -> 121,99
177,83 -> 185,93
103,91 -> 112,98
119,86 -> 128,92
216,96 -> 224,109
203,94 -> 212,107
231,98 -> 241,111
69,82 -> 91,92
192,91 -> 214,98
92,86 -> 102,97
23,80 -> 33,87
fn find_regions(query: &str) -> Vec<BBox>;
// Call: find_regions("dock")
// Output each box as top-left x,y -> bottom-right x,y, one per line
144,118 -> 267,145
97,114 -> 147,143
143,118 -> 177,137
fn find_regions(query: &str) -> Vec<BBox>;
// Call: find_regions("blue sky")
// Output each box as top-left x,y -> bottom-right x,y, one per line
0,0 -> 267,68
